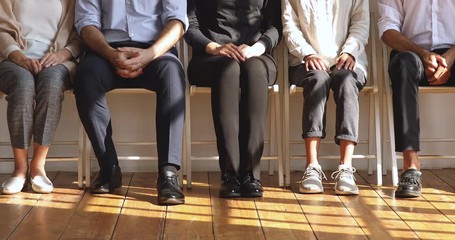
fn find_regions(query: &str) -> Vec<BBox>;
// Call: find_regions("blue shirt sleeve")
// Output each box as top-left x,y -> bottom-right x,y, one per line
74,0 -> 102,34
161,0 -> 189,31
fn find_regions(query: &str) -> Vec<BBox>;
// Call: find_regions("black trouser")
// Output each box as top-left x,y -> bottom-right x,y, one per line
188,53 -> 277,180
388,49 -> 455,152
74,43 -> 185,172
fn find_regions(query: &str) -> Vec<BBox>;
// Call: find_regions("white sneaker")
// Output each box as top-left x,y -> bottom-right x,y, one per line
31,176 -> 54,194
1,177 -> 26,194
299,163 -> 326,193
331,165 -> 359,195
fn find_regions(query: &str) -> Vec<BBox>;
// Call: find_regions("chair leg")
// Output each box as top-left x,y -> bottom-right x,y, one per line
274,88 -> 284,187
268,90 -> 276,176
78,120 -> 84,189
385,87 -> 399,186
368,96 -> 374,176
283,87 -> 291,187
84,133 -> 92,188
373,91 -> 383,186
185,87 -> 193,189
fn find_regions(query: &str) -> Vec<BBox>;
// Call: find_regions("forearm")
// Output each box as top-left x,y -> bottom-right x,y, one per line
382,29 -> 429,58
442,46 -> 455,68
80,26 -> 116,61
147,20 -> 184,61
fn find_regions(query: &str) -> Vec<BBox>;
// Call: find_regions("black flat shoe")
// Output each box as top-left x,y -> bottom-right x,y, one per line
90,165 -> 122,194
240,173 -> 263,198
395,169 -> 422,198
219,173 -> 241,198
157,173 -> 184,205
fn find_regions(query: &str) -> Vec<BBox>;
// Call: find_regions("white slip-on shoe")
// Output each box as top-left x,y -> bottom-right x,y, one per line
31,176 -> 54,194
299,163 -> 326,193
331,164 -> 359,195
1,177 -> 27,195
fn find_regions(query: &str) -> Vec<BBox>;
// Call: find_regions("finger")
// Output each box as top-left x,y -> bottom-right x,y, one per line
317,59 -> 328,70
40,54 -> 51,65
336,58 -> 346,69
308,61 -> 316,71
229,47 -> 245,61
429,55 -> 438,69
438,57 -> 448,68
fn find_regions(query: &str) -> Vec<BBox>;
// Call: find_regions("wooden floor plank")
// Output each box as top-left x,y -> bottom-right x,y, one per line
164,172 -> 214,240
418,170 -> 455,223
208,172 -> 264,240
0,172 -> 58,240
359,170 -> 455,239
343,171 -> 419,240
8,172 -> 84,240
60,173 -> 133,239
255,173 -> 316,240
291,171 -> 368,240
112,172 -> 166,240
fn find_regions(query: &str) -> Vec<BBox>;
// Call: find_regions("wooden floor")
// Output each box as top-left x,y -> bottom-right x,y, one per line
1,169 -> 455,240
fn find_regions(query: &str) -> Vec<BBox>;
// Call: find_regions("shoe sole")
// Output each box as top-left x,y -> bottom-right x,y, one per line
335,189 -> 359,195
241,192 -> 263,198
299,186 -> 323,194
395,191 -> 421,198
219,191 -> 241,198
158,197 -> 185,205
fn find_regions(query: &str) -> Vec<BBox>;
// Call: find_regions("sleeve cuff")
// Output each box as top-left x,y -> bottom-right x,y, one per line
4,45 -> 21,59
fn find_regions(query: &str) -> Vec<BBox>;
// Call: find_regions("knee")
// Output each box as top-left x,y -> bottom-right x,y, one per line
156,55 -> 185,92
305,70 -> 331,87
8,69 -> 35,96
218,57 -> 241,77
389,51 -> 422,74
331,69 -> 357,89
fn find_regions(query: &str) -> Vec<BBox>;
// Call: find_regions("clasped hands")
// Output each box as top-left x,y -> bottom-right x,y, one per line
206,42 -> 266,62
111,47 -> 154,78
422,52 -> 453,85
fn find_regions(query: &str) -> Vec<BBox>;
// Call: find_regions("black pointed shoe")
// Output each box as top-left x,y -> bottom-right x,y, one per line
240,173 -> 263,198
395,169 -> 422,198
219,173 -> 241,198
157,173 -> 185,205
90,165 -> 122,194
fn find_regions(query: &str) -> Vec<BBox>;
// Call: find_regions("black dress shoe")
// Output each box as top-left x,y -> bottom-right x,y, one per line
395,169 -> 422,198
90,165 -> 122,194
240,173 -> 263,198
157,173 -> 185,205
219,173 -> 241,198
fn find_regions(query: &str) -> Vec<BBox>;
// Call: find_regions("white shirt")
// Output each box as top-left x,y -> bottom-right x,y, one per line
378,0 -> 455,51
282,0 -> 369,74
13,0 -> 62,59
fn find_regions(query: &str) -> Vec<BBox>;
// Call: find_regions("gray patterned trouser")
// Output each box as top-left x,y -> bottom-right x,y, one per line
0,61 -> 69,148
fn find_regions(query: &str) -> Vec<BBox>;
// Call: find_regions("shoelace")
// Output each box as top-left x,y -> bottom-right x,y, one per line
302,166 -> 327,181
223,174 -> 240,184
398,175 -> 420,186
331,167 -> 357,181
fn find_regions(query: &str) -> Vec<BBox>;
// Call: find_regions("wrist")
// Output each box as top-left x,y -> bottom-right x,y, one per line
8,50 -> 25,63
205,42 -> 220,55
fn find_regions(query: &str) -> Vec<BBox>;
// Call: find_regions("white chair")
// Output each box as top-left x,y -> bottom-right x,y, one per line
282,12 -> 383,187
0,90 -> 86,188
183,41 -> 284,188
382,46 -> 455,186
